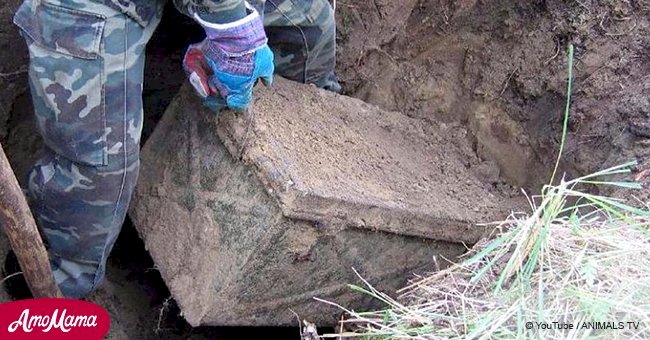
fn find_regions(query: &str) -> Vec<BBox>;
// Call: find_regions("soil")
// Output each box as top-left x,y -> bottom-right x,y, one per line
0,1 -> 28,143
0,0 -> 649,338
336,0 -> 650,193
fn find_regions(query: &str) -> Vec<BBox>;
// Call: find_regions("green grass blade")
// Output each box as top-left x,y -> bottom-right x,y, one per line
549,44 -> 575,186
579,180 -> 643,189
465,232 -> 511,265
570,160 -> 638,182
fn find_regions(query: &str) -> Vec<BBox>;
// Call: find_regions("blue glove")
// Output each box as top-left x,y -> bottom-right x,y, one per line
183,2 -> 274,112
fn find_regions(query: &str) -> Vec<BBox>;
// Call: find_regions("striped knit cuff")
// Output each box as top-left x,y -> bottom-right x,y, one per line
194,2 -> 267,57
193,0 -> 246,24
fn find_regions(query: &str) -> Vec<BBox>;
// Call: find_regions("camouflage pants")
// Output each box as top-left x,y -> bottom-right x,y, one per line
14,0 -> 337,298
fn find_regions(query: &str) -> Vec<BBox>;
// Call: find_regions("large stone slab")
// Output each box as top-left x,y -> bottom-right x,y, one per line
218,79 -> 509,244
129,78 -> 509,326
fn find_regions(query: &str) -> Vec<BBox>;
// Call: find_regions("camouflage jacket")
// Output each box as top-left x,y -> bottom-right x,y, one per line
106,0 -> 248,26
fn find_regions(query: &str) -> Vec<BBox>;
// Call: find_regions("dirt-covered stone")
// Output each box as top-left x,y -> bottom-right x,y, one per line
129,79 -> 514,326
218,78 -> 513,243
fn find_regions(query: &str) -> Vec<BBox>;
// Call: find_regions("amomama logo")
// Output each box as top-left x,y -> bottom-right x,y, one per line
0,298 -> 110,339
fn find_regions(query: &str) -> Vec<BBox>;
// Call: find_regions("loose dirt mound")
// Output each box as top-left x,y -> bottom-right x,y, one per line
335,0 -> 650,191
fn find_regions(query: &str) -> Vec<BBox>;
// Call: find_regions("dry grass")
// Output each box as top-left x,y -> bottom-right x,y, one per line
318,162 -> 650,339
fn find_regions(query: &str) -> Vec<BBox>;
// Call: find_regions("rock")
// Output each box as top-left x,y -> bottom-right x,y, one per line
129,78 -> 511,326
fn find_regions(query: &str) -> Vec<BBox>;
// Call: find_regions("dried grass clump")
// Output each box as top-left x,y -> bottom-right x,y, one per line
319,163 -> 650,339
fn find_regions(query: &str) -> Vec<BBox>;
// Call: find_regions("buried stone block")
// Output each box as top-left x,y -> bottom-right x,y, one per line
129,78 -> 510,326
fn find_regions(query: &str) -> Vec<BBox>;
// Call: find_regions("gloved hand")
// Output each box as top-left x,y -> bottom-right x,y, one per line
183,2 -> 274,112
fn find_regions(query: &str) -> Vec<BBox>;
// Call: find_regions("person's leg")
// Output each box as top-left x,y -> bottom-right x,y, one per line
13,0 -> 163,298
261,0 -> 340,92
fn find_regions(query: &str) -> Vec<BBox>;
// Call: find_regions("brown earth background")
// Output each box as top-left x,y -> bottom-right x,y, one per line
0,0 -> 649,338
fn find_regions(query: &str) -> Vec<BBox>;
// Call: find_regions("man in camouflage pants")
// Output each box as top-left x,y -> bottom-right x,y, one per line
6,0 -> 339,299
